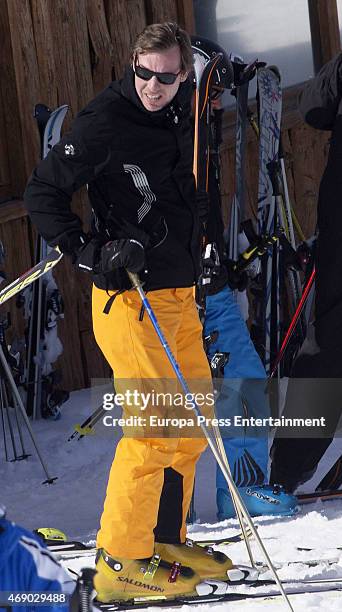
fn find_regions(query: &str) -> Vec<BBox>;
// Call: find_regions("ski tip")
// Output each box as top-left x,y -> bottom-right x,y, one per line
34,527 -> 67,542
267,65 -> 281,81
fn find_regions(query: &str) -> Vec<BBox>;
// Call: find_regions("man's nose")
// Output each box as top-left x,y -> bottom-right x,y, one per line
148,76 -> 160,89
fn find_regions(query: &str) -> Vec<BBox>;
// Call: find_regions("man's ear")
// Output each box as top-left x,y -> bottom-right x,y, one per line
180,71 -> 189,82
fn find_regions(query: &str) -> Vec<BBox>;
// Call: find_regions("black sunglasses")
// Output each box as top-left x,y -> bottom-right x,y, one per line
134,60 -> 182,85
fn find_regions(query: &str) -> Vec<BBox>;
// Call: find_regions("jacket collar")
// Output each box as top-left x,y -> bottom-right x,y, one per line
119,65 -> 192,126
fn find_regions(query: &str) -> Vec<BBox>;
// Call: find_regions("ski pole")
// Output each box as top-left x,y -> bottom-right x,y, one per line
210,421 -> 255,567
0,326 -> 18,461
269,267 -> 316,379
68,404 -> 106,442
127,271 -> 294,612
0,343 -> 56,483
2,380 -> 18,461
13,396 -> 30,459
267,158 -> 305,346
0,386 -> 8,461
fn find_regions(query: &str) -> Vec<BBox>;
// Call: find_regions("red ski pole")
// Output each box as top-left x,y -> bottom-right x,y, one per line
269,267 -> 316,379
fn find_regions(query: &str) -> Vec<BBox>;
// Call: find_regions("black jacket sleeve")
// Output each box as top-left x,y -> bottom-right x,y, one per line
298,53 -> 342,131
24,104 -> 112,254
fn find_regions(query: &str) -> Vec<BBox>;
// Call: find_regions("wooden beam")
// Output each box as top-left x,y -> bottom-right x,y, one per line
86,0 -> 115,94
6,0 -> 41,178
30,0 -> 58,110
145,0 -> 178,23
0,86 -> 10,189
0,215 -> 32,339
176,0 -> 195,33
106,0 -> 147,79
69,0 -> 94,108
0,2 -> 26,197
308,0 -> 341,73
45,1 -> 93,117
0,199 -> 27,224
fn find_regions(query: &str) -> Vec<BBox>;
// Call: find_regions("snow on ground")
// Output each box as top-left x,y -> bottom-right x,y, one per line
1,384 -> 342,611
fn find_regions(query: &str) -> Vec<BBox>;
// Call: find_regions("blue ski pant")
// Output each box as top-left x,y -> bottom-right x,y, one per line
204,285 -> 269,490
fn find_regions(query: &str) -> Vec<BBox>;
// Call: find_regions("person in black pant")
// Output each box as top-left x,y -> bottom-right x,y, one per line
270,53 -> 342,491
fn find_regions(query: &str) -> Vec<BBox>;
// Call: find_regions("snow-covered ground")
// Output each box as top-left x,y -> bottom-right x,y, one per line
1,384 -> 342,611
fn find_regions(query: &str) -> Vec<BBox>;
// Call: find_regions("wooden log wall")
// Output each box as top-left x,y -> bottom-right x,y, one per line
0,0 -> 339,393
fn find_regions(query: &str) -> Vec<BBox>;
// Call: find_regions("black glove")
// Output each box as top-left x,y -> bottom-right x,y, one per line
75,238 -> 145,275
74,238 -> 101,272
99,239 -> 145,274
196,190 -> 210,224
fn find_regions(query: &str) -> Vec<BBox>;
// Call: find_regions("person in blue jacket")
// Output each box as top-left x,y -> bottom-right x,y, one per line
0,505 -> 74,612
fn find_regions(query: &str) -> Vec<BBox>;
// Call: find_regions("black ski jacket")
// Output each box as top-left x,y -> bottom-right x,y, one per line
25,67 -> 200,291
299,52 -> 342,131
299,53 -> 342,179
298,52 -> 342,349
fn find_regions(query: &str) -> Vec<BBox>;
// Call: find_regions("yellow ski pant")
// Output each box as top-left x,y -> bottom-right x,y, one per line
93,285 -> 211,559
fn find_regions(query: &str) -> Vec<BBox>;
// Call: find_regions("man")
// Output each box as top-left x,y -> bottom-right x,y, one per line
0,505 -> 73,612
25,22 -> 232,602
270,53 -> 342,491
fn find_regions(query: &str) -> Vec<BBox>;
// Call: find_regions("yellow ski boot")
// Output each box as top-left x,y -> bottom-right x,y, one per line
94,548 -> 203,603
154,539 -> 233,581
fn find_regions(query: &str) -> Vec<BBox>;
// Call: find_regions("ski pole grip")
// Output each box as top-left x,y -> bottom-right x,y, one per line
126,270 -> 140,289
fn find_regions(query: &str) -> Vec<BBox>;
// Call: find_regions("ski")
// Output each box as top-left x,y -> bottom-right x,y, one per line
187,38 -> 234,521
194,528 -> 339,549
228,53 -> 250,263
276,137 -> 305,350
272,556 -> 340,568
253,65 -> 282,373
25,103 -> 69,419
297,489 -> 342,503
59,551 -> 340,571
187,536 -> 341,570
51,538 -> 341,571
0,248 -> 63,306
93,581 -> 342,611
191,528 -> 252,547
191,36 -> 233,192
316,454 -> 342,492
64,554 -> 342,603
191,36 -> 234,305
48,530 -> 251,559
